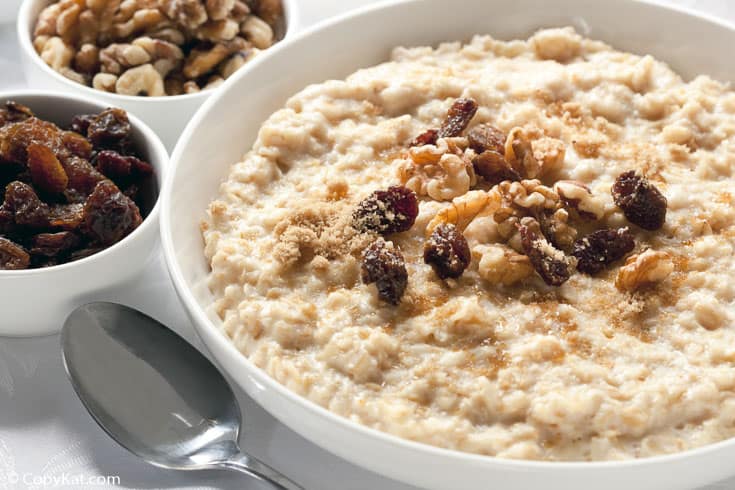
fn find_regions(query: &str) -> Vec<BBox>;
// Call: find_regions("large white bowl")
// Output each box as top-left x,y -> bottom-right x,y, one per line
161,1 -> 735,489
0,91 -> 167,337
17,0 -> 301,150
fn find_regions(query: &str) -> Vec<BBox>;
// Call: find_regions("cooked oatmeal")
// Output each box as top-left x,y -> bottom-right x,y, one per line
203,27 -> 735,461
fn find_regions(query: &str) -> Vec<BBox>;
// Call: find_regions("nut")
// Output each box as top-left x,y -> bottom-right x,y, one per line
40,37 -> 75,71
100,43 -> 151,74
426,189 -> 502,236
476,244 -> 534,286
241,15 -> 274,49
73,43 -> 100,73
160,0 -> 208,30
399,137 -> 475,201
115,63 -> 165,96
183,36 -> 248,79
615,249 -> 674,291
196,19 -> 240,42
206,0 -> 236,21
554,180 -> 604,220
92,72 -> 118,92
505,127 -> 541,179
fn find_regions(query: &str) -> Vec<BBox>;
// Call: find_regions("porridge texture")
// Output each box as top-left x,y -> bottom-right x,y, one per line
203,27 -> 735,461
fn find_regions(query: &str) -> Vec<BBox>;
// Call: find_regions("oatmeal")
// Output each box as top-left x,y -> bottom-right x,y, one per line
204,27 -> 735,461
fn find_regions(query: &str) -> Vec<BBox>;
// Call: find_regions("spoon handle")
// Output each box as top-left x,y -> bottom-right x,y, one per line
218,450 -> 304,490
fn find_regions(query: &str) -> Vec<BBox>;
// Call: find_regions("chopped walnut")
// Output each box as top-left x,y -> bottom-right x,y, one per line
398,137 -> 475,201
476,243 -> 534,286
426,189 -> 502,236
32,0 -> 283,96
554,180 -> 604,220
505,127 -> 541,179
615,249 -> 674,291
115,63 -> 165,96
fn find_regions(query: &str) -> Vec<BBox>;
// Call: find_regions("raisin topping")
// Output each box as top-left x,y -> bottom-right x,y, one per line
438,98 -> 478,138
96,150 -> 154,182
0,237 -> 30,270
424,223 -> 471,279
573,228 -> 635,275
352,185 -> 419,235
0,101 -> 33,127
82,180 -> 142,245
361,238 -> 408,305
611,171 -> 667,230
87,108 -> 132,151
467,123 -> 506,154
472,151 -> 521,186
411,128 -> 439,147
519,221 -> 573,286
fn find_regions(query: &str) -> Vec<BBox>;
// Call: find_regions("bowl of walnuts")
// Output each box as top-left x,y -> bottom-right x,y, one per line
17,0 -> 299,149
0,90 -> 167,337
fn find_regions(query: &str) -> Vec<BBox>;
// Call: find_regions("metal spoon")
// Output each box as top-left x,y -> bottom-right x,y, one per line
61,302 -> 302,490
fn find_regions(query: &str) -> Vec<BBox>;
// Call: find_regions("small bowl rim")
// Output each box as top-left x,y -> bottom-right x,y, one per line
161,0 -> 735,475
16,0 -> 302,103
0,89 -> 168,277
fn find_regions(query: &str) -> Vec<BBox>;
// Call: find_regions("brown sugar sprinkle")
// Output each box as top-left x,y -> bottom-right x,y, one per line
0,101 -> 152,269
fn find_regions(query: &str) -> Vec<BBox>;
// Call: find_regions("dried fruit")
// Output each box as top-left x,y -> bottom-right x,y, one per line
87,108 -> 132,150
423,223 -> 471,279
573,228 -> 635,274
0,237 -> 30,270
0,101 -> 34,127
62,130 -> 93,158
96,150 -> 154,181
352,186 -> 419,235
612,171 -> 667,230
27,143 -> 69,194
29,231 -> 80,257
0,117 -> 63,165
519,220 -> 573,286
438,98 -> 478,138
472,150 -> 521,186
69,114 -> 95,135
62,155 -> 106,198
82,180 -> 142,245
410,128 -> 438,147
467,123 -> 505,154
48,203 -> 84,230
2,181 -> 49,227
361,238 -> 408,305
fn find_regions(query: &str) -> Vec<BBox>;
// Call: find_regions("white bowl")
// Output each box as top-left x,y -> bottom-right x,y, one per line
16,0 -> 301,150
0,90 -> 167,337
161,1 -> 735,489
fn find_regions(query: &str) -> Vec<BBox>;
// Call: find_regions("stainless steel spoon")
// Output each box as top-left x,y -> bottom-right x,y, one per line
61,302 -> 302,490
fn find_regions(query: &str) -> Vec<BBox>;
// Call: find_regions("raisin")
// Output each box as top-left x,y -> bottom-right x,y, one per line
29,231 -> 80,257
472,151 -> 520,186
62,155 -> 106,198
82,180 -> 142,245
27,144 -> 68,194
69,114 -> 95,136
410,128 -> 438,147
2,181 -> 49,227
361,238 -> 408,305
87,108 -> 132,151
0,117 -> 63,165
96,150 -> 153,182
352,185 -> 419,235
611,171 -> 667,230
519,221 -> 573,286
62,130 -> 93,159
423,223 -> 471,279
48,203 -> 84,230
0,101 -> 34,127
0,237 -> 30,270
467,123 -> 506,154
573,228 -> 635,275
438,98 -> 478,138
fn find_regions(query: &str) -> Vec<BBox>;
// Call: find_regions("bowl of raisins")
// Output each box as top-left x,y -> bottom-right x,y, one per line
0,91 -> 167,337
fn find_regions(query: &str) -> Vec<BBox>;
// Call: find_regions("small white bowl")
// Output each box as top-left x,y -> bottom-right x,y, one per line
162,0 -> 735,489
0,91 -> 167,337
16,0 -> 301,150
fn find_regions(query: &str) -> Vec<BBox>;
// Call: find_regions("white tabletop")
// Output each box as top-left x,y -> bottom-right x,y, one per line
1,1 -> 735,489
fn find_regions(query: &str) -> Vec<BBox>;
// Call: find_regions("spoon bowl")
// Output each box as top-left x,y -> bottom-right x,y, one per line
61,302 -> 301,489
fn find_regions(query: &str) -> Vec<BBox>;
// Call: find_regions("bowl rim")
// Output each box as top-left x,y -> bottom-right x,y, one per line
161,0 -> 735,471
16,0 -> 302,103
0,89 -> 168,277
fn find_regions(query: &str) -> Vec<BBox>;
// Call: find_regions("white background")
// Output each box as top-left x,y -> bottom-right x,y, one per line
1,1 -> 735,489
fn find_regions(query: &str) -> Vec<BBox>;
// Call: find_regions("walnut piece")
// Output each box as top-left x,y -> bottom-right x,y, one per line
476,243 -> 534,286
615,249 -> 674,291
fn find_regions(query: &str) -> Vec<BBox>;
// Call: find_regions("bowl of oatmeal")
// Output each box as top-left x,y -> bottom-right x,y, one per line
161,0 -> 735,488
17,0 -> 300,148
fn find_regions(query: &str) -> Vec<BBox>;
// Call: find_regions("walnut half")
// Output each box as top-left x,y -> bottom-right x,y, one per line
615,249 -> 673,291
